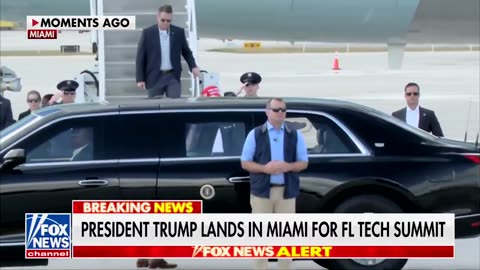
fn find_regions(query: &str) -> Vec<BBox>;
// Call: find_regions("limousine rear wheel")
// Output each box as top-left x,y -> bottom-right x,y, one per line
314,195 -> 408,270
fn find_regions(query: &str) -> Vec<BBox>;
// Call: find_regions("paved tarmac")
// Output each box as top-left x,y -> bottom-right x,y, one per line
2,49 -> 479,141
1,45 -> 479,269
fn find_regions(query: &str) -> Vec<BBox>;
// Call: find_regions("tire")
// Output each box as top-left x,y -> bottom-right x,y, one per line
313,195 -> 408,270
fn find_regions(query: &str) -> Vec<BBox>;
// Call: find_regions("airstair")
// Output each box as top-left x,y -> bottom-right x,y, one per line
90,0 -> 200,101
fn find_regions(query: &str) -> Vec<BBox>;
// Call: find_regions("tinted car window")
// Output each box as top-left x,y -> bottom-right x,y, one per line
332,108 -> 431,155
27,127 -> 94,162
253,111 -> 361,154
159,112 -> 253,158
13,115 -> 114,163
186,122 -> 246,157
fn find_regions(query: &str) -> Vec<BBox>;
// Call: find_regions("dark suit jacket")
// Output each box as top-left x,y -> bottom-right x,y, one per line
0,95 -> 15,130
392,106 -> 444,137
136,24 -> 197,89
18,109 -> 31,120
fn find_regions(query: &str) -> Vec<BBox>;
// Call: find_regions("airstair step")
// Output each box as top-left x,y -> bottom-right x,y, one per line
105,62 -> 193,79
105,78 -> 192,97
103,0 -> 188,14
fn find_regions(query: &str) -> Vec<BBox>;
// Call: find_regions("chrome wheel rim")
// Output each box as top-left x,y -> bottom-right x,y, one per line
351,212 -> 385,266
352,258 -> 386,266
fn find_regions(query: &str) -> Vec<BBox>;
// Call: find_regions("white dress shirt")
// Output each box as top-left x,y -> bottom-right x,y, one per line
159,29 -> 172,70
212,129 -> 224,153
71,144 -> 89,161
406,105 -> 420,128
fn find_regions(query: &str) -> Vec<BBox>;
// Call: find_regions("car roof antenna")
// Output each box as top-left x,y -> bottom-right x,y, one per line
464,97 -> 473,142
475,131 -> 479,149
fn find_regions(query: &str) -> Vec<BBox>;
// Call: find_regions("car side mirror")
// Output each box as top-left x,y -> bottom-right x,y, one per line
1,149 -> 26,171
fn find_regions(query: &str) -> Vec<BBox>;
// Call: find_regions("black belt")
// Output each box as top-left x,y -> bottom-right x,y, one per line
160,69 -> 173,74
270,183 -> 284,187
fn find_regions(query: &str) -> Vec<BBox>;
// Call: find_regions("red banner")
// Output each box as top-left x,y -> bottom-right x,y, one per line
72,245 -> 454,258
72,201 -> 202,214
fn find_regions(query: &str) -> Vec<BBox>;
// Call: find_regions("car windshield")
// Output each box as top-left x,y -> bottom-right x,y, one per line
0,113 -> 38,139
0,107 -> 61,142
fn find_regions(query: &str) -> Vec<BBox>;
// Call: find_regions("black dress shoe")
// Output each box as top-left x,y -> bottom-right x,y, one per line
148,259 -> 177,269
136,259 -> 149,268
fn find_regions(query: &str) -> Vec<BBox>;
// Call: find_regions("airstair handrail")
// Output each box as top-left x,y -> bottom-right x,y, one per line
96,0 -> 106,102
186,0 -> 200,97
89,0 -> 98,46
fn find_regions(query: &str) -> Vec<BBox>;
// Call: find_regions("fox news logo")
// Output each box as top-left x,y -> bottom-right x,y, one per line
25,213 -> 71,258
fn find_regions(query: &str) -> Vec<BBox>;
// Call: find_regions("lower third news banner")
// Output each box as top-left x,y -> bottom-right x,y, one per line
71,200 -> 455,259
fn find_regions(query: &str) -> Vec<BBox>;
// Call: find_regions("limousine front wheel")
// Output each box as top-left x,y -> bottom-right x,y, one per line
314,195 -> 408,270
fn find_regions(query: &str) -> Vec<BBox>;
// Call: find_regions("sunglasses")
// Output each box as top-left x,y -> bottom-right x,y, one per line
160,19 -> 171,23
271,108 -> 287,113
406,92 -> 419,96
63,91 -> 76,95
27,99 -> 40,103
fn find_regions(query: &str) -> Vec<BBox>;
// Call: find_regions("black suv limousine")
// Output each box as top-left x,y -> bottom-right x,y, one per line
1,97 -> 479,270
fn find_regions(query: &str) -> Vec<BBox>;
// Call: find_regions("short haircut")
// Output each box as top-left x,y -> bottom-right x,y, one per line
158,5 -> 173,13
42,94 -> 54,105
266,97 -> 285,108
404,82 -> 420,92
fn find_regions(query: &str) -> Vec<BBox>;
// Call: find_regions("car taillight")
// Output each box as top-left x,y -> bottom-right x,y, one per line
463,154 -> 480,164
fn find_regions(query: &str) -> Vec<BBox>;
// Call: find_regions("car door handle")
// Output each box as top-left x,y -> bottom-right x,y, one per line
228,176 -> 250,183
78,179 -> 109,186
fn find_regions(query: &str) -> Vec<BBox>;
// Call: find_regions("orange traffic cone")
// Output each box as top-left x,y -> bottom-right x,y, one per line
332,51 -> 341,71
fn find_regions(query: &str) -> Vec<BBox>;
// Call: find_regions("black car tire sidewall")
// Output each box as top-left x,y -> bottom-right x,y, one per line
314,195 -> 409,270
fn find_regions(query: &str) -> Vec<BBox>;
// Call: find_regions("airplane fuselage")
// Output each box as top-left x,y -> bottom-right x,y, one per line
196,0 -> 480,44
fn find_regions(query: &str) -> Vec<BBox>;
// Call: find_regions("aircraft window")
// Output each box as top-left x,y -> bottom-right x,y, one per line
285,115 -> 360,154
185,122 -> 246,157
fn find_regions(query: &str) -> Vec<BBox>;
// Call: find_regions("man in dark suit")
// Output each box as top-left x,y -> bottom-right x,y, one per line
392,82 -> 444,137
0,94 -> 15,131
136,4 -> 200,99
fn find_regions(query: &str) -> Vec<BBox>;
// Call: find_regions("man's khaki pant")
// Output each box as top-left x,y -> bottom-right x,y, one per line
250,186 -> 296,270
